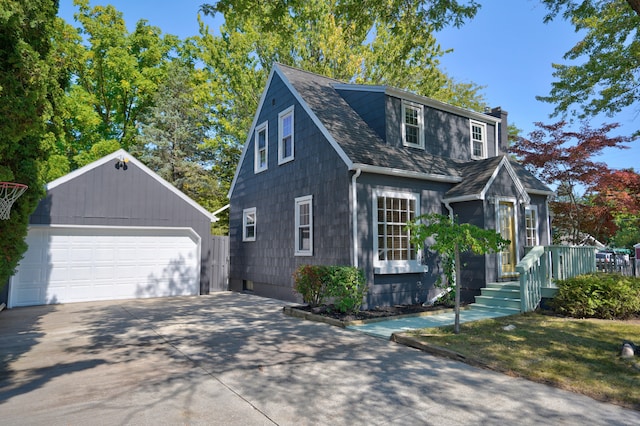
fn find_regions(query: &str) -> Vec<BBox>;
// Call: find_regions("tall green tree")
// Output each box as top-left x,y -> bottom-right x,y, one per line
134,61 -> 225,217
53,0 -> 178,171
0,0 -> 60,288
407,214 -> 508,334
538,0 -> 640,136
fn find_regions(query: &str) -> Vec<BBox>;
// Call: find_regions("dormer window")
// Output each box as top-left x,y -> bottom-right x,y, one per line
402,101 -> 424,148
470,120 -> 487,159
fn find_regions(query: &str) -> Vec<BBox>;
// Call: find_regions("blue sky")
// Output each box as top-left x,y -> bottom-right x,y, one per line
58,0 -> 639,172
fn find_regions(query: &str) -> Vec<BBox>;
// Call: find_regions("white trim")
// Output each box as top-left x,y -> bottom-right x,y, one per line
351,169 -> 361,268
494,121 -> 499,156
47,149 -> 218,222
278,105 -> 295,165
333,83 -> 502,125
372,189 -> 425,274
470,120 -> 488,160
242,207 -> 256,242
294,195 -> 313,256
401,101 -> 425,149
254,121 -> 269,173
351,163 -> 461,183
525,205 -> 539,246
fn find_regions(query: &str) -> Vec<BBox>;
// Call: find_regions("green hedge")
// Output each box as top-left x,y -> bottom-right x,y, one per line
551,273 -> 640,320
293,265 -> 367,313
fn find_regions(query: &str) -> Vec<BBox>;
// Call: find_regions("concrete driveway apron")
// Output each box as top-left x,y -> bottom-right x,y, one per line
1,292 -> 638,425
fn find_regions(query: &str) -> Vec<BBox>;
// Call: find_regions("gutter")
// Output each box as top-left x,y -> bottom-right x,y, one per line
350,163 -> 462,183
351,168 -> 362,268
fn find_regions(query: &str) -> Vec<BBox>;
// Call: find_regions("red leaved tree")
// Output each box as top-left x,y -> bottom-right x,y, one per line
510,121 -> 633,245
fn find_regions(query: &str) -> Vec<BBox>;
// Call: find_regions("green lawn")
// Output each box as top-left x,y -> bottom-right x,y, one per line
405,313 -> 640,410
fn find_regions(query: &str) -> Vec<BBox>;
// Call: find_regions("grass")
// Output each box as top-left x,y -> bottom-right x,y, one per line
405,312 -> 640,410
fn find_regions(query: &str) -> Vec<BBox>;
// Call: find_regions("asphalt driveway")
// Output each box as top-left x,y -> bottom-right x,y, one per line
1,292 -> 639,425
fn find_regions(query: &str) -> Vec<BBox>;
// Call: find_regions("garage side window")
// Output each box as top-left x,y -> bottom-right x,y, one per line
243,207 -> 256,242
295,195 -> 312,256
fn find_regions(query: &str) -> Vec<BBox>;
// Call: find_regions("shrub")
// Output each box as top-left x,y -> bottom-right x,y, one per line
292,265 -> 332,307
552,273 -> 640,320
326,266 -> 367,314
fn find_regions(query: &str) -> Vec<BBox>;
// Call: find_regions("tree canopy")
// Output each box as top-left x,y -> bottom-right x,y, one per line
538,0 -> 640,136
509,120 -> 636,245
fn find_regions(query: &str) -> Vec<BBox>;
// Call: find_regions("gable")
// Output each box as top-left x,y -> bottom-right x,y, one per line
30,149 -> 216,225
444,156 -> 551,204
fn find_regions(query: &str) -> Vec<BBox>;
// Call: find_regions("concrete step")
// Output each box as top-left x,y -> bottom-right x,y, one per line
469,303 -> 520,315
480,287 -> 520,299
473,295 -> 521,310
485,281 -> 520,290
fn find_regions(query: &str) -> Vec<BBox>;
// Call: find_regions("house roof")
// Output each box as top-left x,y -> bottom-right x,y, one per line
277,64 -> 463,178
48,149 -> 218,222
229,63 -> 553,199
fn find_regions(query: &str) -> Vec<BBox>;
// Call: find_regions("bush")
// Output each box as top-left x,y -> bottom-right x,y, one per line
293,265 -> 368,313
552,273 -> 640,320
292,265 -> 332,307
327,266 -> 367,314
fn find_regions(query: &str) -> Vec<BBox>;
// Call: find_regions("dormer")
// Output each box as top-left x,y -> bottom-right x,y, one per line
334,83 -> 506,162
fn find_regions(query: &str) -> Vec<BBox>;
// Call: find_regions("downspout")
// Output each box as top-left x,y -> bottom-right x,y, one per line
351,168 -> 362,268
443,200 -> 456,287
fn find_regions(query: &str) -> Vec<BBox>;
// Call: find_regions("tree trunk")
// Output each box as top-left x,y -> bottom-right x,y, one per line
454,244 -> 461,334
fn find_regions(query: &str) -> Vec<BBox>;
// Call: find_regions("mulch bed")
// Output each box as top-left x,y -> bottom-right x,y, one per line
293,303 -> 463,322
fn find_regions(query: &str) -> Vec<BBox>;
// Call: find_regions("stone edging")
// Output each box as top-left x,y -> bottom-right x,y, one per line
282,305 -> 466,327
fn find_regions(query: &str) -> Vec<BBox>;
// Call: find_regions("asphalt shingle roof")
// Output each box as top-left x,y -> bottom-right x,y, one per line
276,64 -> 552,196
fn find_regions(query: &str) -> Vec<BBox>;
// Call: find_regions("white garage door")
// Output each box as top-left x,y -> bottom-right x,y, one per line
9,226 -> 200,307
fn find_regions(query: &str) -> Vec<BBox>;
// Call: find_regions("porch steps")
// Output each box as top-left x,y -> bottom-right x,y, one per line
470,281 -> 521,314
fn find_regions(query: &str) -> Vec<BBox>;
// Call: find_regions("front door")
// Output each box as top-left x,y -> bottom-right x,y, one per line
498,201 -> 517,277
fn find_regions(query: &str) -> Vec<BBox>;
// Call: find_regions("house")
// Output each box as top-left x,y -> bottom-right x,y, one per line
228,64 -> 553,307
6,149 -> 222,308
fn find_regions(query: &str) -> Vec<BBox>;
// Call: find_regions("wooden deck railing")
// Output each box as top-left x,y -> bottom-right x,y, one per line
516,246 -> 597,312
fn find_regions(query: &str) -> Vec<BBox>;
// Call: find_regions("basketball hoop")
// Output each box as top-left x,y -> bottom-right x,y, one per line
0,182 -> 28,220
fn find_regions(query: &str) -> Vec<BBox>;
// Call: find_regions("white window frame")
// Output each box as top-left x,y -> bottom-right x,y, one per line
242,207 -> 256,242
254,121 -> 268,173
470,120 -> 487,159
278,106 -> 295,164
525,205 -> 539,247
401,101 -> 424,149
373,190 -> 424,274
295,195 -> 313,256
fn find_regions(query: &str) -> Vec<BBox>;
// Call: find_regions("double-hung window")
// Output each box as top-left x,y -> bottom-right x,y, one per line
402,102 -> 424,148
525,205 -> 539,246
295,195 -> 312,256
243,207 -> 256,242
254,121 -> 268,173
278,106 -> 295,164
373,191 -> 421,273
470,120 -> 487,159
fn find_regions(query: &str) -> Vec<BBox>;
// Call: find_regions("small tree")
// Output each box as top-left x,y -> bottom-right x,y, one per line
407,213 -> 509,334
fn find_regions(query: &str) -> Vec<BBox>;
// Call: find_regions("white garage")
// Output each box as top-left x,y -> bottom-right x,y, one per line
9,226 -> 200,308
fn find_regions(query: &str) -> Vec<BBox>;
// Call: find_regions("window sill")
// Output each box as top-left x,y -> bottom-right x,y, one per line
374,264 -> 428,275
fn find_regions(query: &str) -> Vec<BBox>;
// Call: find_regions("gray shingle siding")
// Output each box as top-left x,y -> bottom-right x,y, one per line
336,88 -> 387,141
229,72 -> 352,302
